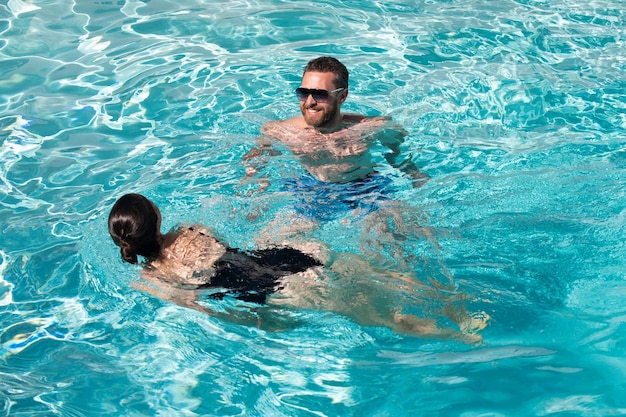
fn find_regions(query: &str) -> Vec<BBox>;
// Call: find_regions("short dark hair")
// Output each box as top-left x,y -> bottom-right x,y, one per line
303,56 -> 349,89
108,193 -> 161,264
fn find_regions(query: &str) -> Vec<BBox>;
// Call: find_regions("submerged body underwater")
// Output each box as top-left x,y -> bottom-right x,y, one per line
1,0 -> 625,415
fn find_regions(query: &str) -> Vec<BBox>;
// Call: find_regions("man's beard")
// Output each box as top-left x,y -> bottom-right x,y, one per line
302,104 -> 340,129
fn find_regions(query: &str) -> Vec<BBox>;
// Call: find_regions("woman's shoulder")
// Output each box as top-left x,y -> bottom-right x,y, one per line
167,225 -> 224,255
146,224 -> 227,287
167,224 -> 218,243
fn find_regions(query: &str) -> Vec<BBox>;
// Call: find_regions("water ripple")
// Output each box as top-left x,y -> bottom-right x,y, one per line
1,0 -> 625,415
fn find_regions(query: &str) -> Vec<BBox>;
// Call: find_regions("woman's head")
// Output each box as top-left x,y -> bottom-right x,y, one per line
108,193 -> 162,264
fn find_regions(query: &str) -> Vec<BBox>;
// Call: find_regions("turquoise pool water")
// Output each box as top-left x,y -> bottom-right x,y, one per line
1,0 -> 625,415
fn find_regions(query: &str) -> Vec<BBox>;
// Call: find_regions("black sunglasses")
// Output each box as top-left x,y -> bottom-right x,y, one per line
295,87 -> 345,103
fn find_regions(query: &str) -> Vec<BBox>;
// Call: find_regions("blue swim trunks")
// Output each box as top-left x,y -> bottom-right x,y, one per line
283,172 -> 394,221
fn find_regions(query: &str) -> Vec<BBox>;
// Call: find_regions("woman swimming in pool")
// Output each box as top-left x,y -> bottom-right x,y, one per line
108,193 -> 322,304
108,193 -> 487,343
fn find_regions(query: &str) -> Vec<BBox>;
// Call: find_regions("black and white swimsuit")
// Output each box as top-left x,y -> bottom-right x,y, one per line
199,246 -> 322,303
148,226 -> 322,304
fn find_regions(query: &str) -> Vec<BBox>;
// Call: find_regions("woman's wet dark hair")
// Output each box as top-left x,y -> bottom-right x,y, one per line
108,193 -> 161,264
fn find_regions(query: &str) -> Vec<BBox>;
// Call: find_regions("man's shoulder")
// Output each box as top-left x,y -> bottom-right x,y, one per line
342,114 -> 392,129
261,117 -> 305,138
264,116 -> 305,126
342,113 -> 367,123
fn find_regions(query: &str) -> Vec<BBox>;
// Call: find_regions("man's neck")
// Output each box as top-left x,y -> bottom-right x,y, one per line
311,113 -> 344,134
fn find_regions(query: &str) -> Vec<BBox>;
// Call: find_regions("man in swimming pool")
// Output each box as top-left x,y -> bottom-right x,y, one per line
243,56 -> 428,188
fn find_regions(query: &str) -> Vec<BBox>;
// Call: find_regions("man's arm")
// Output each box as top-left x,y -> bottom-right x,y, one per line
377,122 -> 430,188
240,125 -> 281,195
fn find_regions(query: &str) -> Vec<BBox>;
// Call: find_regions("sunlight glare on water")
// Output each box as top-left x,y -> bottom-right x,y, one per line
1,0 -> 625,415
